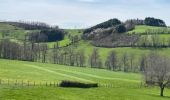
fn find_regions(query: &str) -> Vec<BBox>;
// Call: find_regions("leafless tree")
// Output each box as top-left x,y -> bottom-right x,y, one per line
89,48 -> 102,68
140,55 -> 147,72
75,50 -> 86,67
52,42 -> 60,64
142,52 -> 170,96
129,53 -> 135,72
122,52 -> 129,72
79,50 -> 86,67
41,43 -> 48,63
105,51 -> 117,70
68,47 -> 75,66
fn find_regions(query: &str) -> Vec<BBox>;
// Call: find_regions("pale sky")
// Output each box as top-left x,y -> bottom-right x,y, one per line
0,0 -> 170,29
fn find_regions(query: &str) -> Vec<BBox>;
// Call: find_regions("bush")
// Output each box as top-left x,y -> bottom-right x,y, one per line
59,80 -> 98,88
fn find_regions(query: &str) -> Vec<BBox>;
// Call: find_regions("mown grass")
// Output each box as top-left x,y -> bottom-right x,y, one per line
0,59 -> 170,100
1,85 -> 170,100
0,59 -> 140,84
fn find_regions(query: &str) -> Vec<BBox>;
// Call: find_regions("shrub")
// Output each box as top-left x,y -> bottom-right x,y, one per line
59,80 -> 98,88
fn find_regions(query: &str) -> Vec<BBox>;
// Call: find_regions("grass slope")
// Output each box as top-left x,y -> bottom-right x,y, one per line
0,23 -> 28,40
128,25 -> 167,34
0,59 -> 170,100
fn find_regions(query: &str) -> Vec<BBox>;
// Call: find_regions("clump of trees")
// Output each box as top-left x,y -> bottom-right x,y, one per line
115,24 -> 126,33
144,17 -> 166,27
51,45 -> 86,67
28,29 -> 65,42
84,18 -> 121,33
141,52 -> 170,96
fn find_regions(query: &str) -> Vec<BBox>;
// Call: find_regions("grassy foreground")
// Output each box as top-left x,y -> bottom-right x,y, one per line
0,59 -> 170,100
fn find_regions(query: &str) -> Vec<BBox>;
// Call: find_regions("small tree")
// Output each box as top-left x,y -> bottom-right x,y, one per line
142,52 -> 170,97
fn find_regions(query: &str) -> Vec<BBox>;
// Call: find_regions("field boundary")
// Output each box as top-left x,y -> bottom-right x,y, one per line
0,79 -> 142,88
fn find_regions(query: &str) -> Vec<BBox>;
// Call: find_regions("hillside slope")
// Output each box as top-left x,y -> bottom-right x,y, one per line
0,59 -> 170,100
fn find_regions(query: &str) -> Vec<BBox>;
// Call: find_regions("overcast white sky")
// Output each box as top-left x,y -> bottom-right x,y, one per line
0,0 -> 170,28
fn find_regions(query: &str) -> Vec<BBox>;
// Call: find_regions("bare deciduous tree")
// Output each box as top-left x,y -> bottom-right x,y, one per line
89,48 -> 102,68
129,53 -> 135,72
142,52 -> 170,96
122,52 -> 129,72
105,51 -> 117,70
41,43 -> 48,63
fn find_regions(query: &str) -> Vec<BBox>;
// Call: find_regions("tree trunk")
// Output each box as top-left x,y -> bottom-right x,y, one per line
160,86 -> 164,96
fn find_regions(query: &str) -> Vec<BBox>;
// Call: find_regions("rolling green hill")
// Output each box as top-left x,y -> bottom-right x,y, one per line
1,22 -> 170,100
0,22 -> 36,40
0,59 -> 170,100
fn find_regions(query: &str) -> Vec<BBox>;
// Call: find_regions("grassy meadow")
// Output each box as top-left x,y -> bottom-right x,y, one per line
0,59 -> 170,100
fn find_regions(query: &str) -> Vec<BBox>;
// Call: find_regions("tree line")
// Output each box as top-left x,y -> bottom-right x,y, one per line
5,21 -> 52,30
0,39 -> 48,62
0,39 -> 143,72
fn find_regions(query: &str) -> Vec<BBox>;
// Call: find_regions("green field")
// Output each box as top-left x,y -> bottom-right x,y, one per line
0,59 -> 170,100
128,25 -> 168,34
0,23 -> 29,40
1,23 -> 170,100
